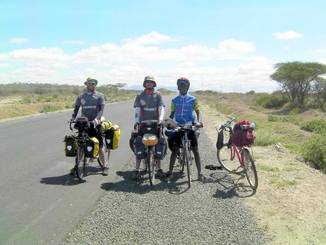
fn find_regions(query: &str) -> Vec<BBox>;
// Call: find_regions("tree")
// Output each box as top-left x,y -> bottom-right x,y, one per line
312,76 -> 326,110
270,62 -> 326,108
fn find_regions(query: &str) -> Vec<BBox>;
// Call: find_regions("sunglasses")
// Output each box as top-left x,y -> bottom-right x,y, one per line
86,82 -> 96,85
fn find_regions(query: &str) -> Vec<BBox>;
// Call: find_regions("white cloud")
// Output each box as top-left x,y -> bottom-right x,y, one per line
0,63 -> 10,68
63,40 -> 85,45
123,31 -> 179,45
9,37 -> 30,44
273,30 -> 303,40
0,32 -> 277,92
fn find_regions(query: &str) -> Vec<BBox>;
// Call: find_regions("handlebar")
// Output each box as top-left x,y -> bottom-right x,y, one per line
175,122 -> 203,132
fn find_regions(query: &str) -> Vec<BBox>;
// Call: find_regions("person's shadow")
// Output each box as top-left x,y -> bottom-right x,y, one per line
40,166 -> 103,185
203,171 -> 256,198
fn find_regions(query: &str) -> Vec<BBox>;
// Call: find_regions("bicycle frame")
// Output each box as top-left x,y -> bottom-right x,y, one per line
229,144 -> 245,167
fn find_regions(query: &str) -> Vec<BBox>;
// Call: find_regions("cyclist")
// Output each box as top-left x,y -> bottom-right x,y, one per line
70,77 -> 109,175
131,75 -> 166,180
165,77 -> 203,181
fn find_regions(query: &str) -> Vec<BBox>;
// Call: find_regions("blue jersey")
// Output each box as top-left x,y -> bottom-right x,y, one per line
171,94 -> 199,124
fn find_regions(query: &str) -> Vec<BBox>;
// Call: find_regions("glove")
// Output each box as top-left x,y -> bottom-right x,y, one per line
195,122 -> 203,128
93,118 -> 100,127
133,123 -> 139,130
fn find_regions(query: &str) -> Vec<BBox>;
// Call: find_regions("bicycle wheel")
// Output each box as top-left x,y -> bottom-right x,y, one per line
150,149 -> 156,186
217,145 -> 243,174
76,147 -> 86,181
146,149 -> 154,186
185,147 -> 191,187
242,148 -> 258,190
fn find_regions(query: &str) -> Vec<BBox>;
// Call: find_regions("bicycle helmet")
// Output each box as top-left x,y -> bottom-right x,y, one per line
84,77 -> 98,86
177,77 -> 190,91
143,75 -> 157,88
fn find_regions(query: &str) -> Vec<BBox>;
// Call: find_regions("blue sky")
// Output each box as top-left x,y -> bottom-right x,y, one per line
1,0 -> 326,91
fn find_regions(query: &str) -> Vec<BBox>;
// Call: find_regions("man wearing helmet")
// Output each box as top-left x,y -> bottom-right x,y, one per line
131,75 -> 166,180
70,77 -> 109,175
166,77 -> 203,181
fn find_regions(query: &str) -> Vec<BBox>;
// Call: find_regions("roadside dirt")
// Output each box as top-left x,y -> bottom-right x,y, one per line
201,103 -> 326,244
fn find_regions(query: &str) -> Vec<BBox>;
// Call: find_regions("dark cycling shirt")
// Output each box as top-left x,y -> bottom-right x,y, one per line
72,90 -> 105,121
134,90 -> 164,122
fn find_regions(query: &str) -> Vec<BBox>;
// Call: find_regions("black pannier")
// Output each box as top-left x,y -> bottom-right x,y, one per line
64,135 -> 77,157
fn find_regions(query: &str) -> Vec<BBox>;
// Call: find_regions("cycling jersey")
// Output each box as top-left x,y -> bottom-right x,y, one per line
134,90 -> 164,122
171,94 -> 199,124
72,91 -> 105,121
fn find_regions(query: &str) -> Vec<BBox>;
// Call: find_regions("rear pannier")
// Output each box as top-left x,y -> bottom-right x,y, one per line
232,120 -> 255,147
85,137 -> 99,158
103,123 -> 120,150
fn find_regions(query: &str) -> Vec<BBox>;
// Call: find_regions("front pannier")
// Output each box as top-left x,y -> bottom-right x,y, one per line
64,135 -> 77,157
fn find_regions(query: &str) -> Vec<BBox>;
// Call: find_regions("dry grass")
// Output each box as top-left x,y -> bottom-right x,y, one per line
199,93 -> 326,244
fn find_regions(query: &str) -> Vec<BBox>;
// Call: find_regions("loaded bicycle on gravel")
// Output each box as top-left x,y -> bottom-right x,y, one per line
216,117 -> 258,190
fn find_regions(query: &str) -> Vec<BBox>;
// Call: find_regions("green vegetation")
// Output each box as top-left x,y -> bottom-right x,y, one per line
270,62 -> 326,109
195,88 -> 326,171
301,134 -> 326,170
255,93 -> 289,109
301,119 -> 326,134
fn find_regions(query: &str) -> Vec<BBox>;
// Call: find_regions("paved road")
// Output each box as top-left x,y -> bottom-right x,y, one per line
0,97 -> 267,244
0,100 -> 139,244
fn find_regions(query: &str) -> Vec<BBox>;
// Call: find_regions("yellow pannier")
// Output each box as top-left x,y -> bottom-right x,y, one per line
102,121 -> 120,150
85,137 -> 99,158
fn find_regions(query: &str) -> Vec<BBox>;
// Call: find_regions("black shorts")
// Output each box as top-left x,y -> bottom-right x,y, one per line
168,130 -> 198,150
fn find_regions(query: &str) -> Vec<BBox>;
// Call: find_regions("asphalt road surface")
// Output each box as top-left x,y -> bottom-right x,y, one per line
0,97 -> 267,244
0,100 -> 138,244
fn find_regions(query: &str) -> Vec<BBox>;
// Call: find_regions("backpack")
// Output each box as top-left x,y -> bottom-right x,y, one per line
232,120 -> 255,147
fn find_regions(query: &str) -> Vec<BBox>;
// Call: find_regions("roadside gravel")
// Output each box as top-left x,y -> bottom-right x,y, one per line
64,129 -> 268,244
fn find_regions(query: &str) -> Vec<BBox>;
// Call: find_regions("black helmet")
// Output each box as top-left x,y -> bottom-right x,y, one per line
143,75 -> 157,88
177,77 -> 190,90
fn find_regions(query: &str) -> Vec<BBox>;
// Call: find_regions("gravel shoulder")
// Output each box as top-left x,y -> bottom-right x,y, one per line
200,103 -> 326,244
64,126 -> 268,244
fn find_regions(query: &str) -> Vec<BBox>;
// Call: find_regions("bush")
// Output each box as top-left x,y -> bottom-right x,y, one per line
301,134 -> 326,170
254,131 -> 278,146
301,119 -> 326,134
40,104 -> 62,113
256,94 -> 289,109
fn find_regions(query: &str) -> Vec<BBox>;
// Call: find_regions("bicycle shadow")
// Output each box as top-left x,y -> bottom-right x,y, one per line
204,171 -> 256,198
40,166 -> 103,186
101,170 -> 170,194
166,171 -> 196,194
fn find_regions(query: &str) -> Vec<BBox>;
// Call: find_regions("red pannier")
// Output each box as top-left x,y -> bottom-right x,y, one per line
232,120 -> 255,147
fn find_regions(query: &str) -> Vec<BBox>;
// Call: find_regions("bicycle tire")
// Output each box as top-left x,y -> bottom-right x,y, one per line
150,149 -> 156,186
76,147 -> 86,181
242,148 -> 258,190
146,149 -> 154,186
217,145 -> 243,174
185,147 -> 191,187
